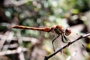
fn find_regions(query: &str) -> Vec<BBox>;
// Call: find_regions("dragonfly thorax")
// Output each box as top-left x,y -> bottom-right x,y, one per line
50,27 -> 64,35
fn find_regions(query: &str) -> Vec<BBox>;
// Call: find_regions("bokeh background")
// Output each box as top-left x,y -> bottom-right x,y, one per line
0,0 -> 90,60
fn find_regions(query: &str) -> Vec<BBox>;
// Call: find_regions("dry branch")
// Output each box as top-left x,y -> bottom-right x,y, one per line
0,31 -> 14,51
0,47 -> 27,56
44,33 -> 90,60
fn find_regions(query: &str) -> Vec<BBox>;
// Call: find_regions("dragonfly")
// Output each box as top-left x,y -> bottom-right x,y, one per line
12,25 -> 71,52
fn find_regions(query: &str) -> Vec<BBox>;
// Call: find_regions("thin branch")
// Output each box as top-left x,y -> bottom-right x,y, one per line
0,47 -> 27,56
44,33 -> 90,60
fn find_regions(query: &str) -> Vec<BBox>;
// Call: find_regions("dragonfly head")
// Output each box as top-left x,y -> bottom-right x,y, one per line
65,28 -> 71,36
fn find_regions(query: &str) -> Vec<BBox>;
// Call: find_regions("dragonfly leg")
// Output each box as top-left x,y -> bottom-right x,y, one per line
61,34 -> 69,43
52,35 -> 60,52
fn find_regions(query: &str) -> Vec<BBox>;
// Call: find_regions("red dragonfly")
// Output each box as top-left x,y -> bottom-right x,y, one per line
12,25 -> 71,51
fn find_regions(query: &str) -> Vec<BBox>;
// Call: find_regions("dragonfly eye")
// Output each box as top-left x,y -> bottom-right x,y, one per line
65,28 -> 71,36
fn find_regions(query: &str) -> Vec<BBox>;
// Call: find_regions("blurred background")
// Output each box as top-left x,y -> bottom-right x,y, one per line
0,0 -> 90,60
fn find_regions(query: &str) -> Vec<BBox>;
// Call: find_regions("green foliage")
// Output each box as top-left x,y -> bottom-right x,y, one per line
0,26 -> 7,31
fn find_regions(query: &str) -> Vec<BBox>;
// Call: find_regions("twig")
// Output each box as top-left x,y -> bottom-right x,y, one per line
0,31 -> 14,51
3,43 -> 18,50
0,34 -> 39,45
44,33 -> 90,60
0,47 -> 27,56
